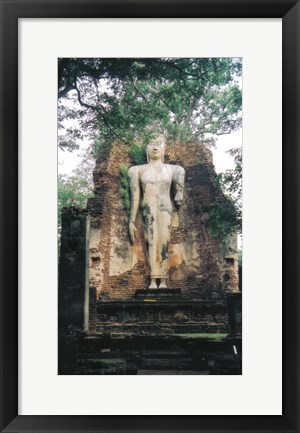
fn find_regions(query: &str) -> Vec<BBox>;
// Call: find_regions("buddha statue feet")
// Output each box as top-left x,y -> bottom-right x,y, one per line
159,278 -> 167,288
149,278 -> 158,289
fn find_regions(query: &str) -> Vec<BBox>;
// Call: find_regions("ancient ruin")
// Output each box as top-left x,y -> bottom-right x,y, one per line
58,139 -> 241,374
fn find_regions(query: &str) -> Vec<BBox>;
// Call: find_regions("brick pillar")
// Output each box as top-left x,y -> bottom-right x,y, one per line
58,207 -> 90,333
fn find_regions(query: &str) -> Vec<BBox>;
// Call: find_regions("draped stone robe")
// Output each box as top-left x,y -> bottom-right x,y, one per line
128,162 -> 185,280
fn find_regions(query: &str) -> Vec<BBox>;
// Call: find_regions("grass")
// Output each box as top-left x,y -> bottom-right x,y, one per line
174,333 -> 228,340
95,332 -> 228,340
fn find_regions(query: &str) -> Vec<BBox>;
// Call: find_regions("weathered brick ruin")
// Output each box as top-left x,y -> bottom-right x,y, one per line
87,140 -> 238,301
58,140 -> 242,374
59,140 -> 239,336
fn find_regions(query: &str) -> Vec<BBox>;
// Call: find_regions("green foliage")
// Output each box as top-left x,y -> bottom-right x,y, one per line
58,174 -> 93,226
175,333 -> 228,340
237,249 -> 242,267
91,140 -> 112,159
58,149 -> 95,253
58,150 -> 94,222
119,165 -> 130,217
58,174 -> 91,212
119,164 -> 129,178
206,197 -> 238,242
58,57 -> 243,233
217,147 -> 242,234
129,143 -> 147,165
58,57 -> 242,151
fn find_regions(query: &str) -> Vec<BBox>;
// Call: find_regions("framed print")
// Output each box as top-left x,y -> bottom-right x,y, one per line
0,0 -> 299,432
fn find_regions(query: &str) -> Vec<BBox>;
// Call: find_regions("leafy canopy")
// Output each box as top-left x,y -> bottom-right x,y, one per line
58,58 -> 242,239
58,57 -> 242,151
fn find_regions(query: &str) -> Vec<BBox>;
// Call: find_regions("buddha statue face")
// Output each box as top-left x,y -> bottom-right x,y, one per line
146,136 -> 166,162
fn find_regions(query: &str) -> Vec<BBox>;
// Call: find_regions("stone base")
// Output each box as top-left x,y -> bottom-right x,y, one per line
59,333 -> 242,375
135,288 -> 182,300
93,297 -> 228,335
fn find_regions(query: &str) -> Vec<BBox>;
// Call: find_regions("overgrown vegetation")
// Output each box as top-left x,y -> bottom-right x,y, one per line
91,139 -> 112,159
129,143 -> 147,165
218,147 -> 242,234
206,196 -> 238,243
119,165 -> 130,217
119,144 -> 148,217
204,157 -> 242,247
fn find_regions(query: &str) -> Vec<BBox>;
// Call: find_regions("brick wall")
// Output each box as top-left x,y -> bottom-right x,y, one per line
87,141 -> 238,300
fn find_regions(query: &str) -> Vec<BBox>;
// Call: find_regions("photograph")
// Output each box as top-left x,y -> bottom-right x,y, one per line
58,57 -> 243,375
1,1 -> 298,430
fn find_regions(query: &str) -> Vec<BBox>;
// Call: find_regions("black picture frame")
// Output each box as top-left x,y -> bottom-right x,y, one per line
0,1 -> 299,432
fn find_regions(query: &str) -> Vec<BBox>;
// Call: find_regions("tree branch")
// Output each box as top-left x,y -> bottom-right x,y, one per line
130,79 -> 148,101
74,79 -> 129,145
58,84 -> 76,99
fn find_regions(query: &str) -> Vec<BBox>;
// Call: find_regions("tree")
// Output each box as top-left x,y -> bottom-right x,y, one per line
58,58 -> 242,151
218,146 -> 242,234
58,149 -> 94,238
58,57 -> 242,238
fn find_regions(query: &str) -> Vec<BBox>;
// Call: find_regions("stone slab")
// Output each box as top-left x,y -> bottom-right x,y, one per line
135,288 -> 182,300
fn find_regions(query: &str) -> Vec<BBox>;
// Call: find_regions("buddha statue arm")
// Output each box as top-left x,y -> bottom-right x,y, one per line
172,165 -> 185,206
128,166 -> 141,243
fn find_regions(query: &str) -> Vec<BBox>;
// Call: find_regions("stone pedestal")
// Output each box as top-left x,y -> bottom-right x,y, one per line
135,288 -> 182,300
95,294 -> 228,335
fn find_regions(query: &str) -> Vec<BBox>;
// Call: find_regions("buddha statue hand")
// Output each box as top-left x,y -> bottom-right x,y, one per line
129,220 -> 137,244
